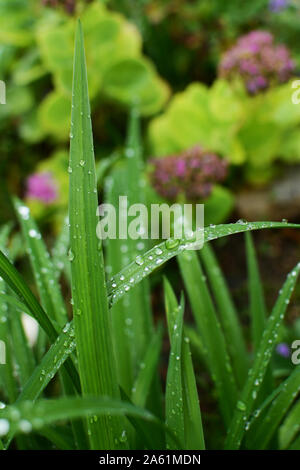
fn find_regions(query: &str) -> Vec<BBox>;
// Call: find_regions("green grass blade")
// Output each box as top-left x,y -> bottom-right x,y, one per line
225,262 -> 300,449
164,279 -> 205,450
9,309 -> 35,387
108,222 -> 300,307
200,243 -> 248,389
3,322 -> 76,449
0,250 -> 79,392
0,227 -> 18,403
245,232 -> 267,351
51,216 -> 71,284
131,325 -> 163,408
106,110 -> 153,395
181,336 -> 205,450
178,251 -> 237,426
245,365 -> 300,449
165,293 -> 185,449
18,322 -> 76,404
279,393 -> 300,449
14,197 -> 68,328
288,434 -> 300,450
245,232 -> 274,406
50,153 -> 119,284
0,397 -> 165,441
0,250 -> 57,342
69,20 -> 122,449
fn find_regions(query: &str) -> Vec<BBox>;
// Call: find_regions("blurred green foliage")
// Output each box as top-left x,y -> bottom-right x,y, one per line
0,0 -> 169,142
148,78 -> 300,184
1,0 -> 300,226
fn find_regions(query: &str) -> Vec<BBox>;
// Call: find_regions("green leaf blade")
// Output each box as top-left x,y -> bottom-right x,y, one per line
69,20 -> 122,450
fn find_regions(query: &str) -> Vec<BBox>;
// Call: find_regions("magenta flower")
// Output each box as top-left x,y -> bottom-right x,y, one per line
149,145 -> 228,202
219,30 -> 294,94
26,172 -> 58,204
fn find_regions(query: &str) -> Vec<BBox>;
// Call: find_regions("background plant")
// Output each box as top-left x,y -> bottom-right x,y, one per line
0,23 -> 299,450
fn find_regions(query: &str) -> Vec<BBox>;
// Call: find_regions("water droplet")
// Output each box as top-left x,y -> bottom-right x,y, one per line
28,229 -> 41,239
237,401 -> 246,411
18,206 -> 30,220
135,255 -> 144,266
68,249 -> 75,262
0,419 -> 10,436
19,419 -> 32,434
165,238 -> 180,250
79,160 -> 86,167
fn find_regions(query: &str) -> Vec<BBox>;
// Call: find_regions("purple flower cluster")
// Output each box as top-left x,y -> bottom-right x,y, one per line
276,343 -> 290,358
219,30 -> 294,94
149,145 -> 228,201
26,172 -> 58,204
269,0 -> 289,13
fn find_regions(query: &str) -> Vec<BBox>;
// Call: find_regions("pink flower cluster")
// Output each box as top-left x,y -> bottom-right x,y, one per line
149,145 -> 228,201
219,30 -> 294,94
26,172 -> 58,204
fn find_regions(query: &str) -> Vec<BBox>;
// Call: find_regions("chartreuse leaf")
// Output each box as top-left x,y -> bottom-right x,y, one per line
279,391 -> 300,449
245,365 -> 300,449
14,197 -> 68,329
164,279 -> 205,450
225,262 -> 300,449
68,21 -> 123,449
178,250 -> 237,426
108,222 -> 300,307
200,243 -> 248,389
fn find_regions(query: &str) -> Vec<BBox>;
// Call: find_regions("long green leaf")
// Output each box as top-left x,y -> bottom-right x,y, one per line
0,397 -> 164,440
165,293 -> 185,449
107,222 -> 300,307
245,232 -> 267,351
245,365 -> 300,449
106,110 -> 153,395
279,392 -> 300,449
3,322 -> 76,449
14,197 -> 68,328
69,20 -> 122,449
0,226 -> 18,403
131,325 -> 163,408
225,262 -> 300,449
0,250 -> 80,392
178,250 -> 237,426
200,243 -> 248,389
245,232 -> 274,408
164,279 -> 205,450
